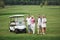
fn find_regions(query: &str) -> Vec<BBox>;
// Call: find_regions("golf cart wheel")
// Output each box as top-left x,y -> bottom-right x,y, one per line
23,28 -> 27,33
10,30 -> 13,32
15,29 -> 18,34
24,30 -> 27,33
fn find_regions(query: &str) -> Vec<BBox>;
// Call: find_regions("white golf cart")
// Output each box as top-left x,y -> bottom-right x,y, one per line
9,15 -> 26,33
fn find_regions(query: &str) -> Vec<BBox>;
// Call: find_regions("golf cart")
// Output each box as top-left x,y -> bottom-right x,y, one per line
9,15 -> 26,33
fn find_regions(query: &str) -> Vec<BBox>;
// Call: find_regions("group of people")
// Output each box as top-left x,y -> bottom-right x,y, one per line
26,15 -> 47,35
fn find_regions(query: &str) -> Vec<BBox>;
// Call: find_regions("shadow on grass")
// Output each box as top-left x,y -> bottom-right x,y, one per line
47,8 -> 60,9
0,13 -> 28,16
0,36 -> 60,40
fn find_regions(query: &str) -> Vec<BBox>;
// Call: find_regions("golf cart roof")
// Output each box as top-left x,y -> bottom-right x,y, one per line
9,15 -> 24,18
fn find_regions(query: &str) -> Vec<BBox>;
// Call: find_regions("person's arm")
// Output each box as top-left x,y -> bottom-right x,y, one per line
45,18 -> 47,23
34,19 -> 35,22
33,18 -> 35,22
25,18 -> 27,22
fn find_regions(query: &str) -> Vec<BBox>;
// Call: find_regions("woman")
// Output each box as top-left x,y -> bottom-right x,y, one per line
30,16 -> 35,34
41,15 -> 47,35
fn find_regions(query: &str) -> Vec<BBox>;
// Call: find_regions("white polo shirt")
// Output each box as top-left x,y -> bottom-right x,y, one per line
38,18 -> 42,25
26,17 -> 31,25
41,18 -> 47,27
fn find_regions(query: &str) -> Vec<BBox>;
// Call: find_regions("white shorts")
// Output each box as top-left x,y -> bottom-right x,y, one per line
31,23 -> 35,30
41,24 -> 46,28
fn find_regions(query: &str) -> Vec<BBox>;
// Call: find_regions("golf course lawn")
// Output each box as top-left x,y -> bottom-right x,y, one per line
0,5 -> 60,40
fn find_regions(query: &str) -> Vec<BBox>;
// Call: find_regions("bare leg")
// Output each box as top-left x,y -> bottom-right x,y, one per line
37,28 -> 39,34
42,27 -> 45,35
44,27 -> 46,33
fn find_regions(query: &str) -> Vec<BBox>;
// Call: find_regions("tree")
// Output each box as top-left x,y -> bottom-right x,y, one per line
0,0 -> 5,8
44,0 -> 48,5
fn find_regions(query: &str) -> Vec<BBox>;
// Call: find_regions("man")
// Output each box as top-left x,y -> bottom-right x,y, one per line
30,16 -> 35,34
41,15 -> 47,35
37,16 -> 42,34
26,15 -> 32,34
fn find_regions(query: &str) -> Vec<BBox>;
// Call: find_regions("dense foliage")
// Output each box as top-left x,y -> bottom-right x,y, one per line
3,0 -> 60,5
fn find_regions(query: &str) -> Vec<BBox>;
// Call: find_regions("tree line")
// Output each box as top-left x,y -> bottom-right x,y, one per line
0,0 -> 60,8
3,0 -> 60,5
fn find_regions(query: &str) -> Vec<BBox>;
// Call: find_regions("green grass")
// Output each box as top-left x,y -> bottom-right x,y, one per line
0,5 -> 60,40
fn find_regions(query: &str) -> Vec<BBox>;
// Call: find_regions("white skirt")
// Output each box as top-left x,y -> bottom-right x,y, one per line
41,23 -> 46,27
31,23 -> 35,30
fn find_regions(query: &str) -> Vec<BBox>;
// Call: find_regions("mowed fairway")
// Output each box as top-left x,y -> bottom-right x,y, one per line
0,5 -> 60,40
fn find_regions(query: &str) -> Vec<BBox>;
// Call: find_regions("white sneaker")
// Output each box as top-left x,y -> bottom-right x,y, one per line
40,33 -> 42,34
43,33 -> 45,35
